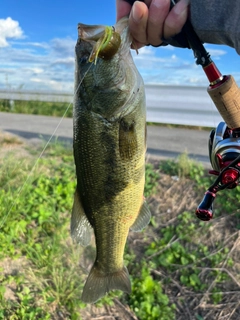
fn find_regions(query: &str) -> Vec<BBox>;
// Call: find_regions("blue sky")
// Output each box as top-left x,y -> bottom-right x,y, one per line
1,0 -> 239,92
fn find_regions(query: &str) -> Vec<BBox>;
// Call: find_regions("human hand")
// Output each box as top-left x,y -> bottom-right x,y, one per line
116,0 -> 190,48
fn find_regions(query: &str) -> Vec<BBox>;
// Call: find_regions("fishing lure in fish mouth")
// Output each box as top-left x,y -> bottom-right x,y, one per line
78,25 -> 121,64
89,26 -> 121,63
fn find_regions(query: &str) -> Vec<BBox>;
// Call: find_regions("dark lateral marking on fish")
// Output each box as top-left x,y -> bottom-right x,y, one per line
100,129 -> 129,201
119,118 -> 138,160
76,82 -> 94,111
100,129 -> 116,151
75,117 -> 129,215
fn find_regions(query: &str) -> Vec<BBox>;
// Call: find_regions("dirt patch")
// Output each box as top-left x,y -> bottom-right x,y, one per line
81,299 -> 138,320
0,257 -> 29,302
0,131 -> 30,159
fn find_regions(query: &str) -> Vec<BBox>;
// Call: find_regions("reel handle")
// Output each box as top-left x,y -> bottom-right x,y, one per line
196,191 -> 215,221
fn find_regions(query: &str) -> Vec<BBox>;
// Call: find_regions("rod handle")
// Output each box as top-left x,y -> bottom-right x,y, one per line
207,75 -> 240,129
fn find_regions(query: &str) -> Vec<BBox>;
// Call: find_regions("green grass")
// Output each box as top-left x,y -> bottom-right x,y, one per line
0,147 -> 85,319
0,99 -> 72,118
1,141 -> 240,319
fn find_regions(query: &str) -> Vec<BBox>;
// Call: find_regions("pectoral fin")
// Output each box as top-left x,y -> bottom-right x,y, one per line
71,189 -> 92,246
130,200 -> 151,231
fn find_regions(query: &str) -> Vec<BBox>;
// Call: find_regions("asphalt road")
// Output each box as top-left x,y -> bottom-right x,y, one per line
0,112 -> 211,167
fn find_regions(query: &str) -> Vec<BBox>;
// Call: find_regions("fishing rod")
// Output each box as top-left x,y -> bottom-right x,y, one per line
168,0 -> 240,221
167,0 -> 240,221
125,0 -> 240,221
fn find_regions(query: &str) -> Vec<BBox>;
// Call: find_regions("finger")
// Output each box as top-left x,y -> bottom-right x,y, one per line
129,1 -> 149,45
163,0 -> 190,39
116,0 -> 132,21
143,0 -> 152,7
147,0 -> 171,46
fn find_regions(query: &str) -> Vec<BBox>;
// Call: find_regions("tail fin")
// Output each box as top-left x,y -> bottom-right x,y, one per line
81,263 -> 131,304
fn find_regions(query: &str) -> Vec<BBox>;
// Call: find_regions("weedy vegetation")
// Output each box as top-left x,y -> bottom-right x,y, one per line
0,99 -> 72,118
1,132 -> 240,319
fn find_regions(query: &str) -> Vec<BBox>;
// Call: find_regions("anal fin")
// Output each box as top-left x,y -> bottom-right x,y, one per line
71,188 -> 92,246
130,200 -> 151,232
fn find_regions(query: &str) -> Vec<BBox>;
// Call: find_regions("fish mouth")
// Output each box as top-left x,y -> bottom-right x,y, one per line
78,18 -> 130,64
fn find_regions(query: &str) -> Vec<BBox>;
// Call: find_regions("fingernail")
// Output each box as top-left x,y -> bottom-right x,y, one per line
132,2 -> 143,22
174,0 -> 190,15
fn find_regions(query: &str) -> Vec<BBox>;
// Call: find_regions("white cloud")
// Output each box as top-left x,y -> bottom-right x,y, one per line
0,17 -> 24,47
205,44 -> 227,56
11,41 -> 49,49
132,45 -> 155,58
208,48 -> 226,57
50,37 -> 75,57
136,46 -> 154,56
25,67 -> 44,74
51,57 -> 75,66
0,31 -> 76,91
0,22 -> 238,92
30,77 -> 72,91
132,45 -> 201,85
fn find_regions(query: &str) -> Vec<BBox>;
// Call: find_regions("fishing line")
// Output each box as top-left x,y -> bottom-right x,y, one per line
0,63 -> 93,229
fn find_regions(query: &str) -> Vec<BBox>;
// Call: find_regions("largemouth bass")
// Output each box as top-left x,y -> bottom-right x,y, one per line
71,17 -> 151,304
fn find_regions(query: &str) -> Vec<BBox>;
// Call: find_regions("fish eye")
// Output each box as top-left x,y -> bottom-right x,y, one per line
79,54 -> 89,64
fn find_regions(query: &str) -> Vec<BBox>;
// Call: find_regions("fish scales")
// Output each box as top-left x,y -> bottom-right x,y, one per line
71,17 -> 151,304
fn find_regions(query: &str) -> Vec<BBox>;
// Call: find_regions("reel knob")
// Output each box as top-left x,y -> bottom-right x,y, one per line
196,191 -> 215,221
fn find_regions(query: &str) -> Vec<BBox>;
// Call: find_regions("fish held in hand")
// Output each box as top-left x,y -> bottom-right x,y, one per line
71,17 -> 151,304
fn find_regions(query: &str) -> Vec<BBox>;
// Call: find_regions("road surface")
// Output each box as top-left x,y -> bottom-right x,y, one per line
0,112 -> 212,167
